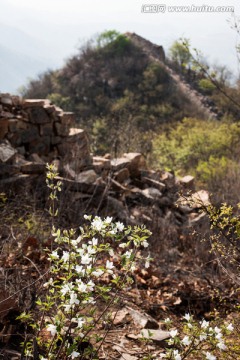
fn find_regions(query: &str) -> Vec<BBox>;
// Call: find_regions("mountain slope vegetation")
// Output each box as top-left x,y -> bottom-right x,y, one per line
22,31 -> 208,156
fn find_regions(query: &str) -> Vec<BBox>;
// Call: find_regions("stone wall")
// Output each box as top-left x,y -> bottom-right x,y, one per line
0,93 -> 92,176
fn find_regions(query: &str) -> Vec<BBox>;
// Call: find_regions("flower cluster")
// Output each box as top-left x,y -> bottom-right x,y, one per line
22,215 -> 151,359
161,313 -> 234,360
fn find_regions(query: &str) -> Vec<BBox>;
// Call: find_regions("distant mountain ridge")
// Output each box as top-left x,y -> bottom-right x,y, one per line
0,23 -> 58,93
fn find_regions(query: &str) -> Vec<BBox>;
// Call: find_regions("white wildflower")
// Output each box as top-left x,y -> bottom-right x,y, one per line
183,313 -> 191,321
119,242 -> 127,248
105,216 -> 112,224
60,282 -> 73,296
64,304 -> 72,312
182,335 -> 191,346
215,332 -> 222,340
142,240 -> 149,248
169,329 -> 178,338
86,280 -> 95,292
125,250 -> 132,258
50,250 -> 59,259
71,351 -> 80,359
226,323 -> 234,331
73,317 -> 85,329
106,260 -> 114,273
109,248 -> 114,257
201,320 -> 209,329
115,221 -> 124,232
173,349 -> 181,360
75,265 -> 85,274
199,333 -> 207,341
77,280 -> 87,292
46,323 -> 57,336
89,237 -> 98,246
81,253 -> 92,265
217,341 -> 227,350
43,277 -> 54,288
145,259 -> 150,268
164,317 -> 171,324
214,326 -> 221,334
92,268 -> 104,277
87,245 -> 96,255
205,352 -> 216,360
62,251 -> 69,263
69,291 -> 79,305
91,216 -> 104,231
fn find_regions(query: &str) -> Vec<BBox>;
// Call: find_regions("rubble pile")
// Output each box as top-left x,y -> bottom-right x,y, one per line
0,93 -> 208,229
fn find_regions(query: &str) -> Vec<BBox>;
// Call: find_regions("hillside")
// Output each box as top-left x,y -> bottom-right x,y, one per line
21,31 -> 221,157
0,93 -> 239,359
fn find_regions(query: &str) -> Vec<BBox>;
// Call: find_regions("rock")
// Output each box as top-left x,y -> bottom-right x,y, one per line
127,307 -> 159,329
54,122 -> 69,136
111,158 -> 130,172
0,119 -> 8,139
26,107 -> 50,124
28,153 -> 45,164
191,190 -> 210,208
44,104 -> 56,114
123,152 -> 146,177
160,171 -> 176,188
59,128 -> 92,172
40,123 -> 53,136
114,168 -> 130,183
0,94 -> 13,106
102,196 -> 128,220
137,329 -> 170,344
20,126 -> 39,143
0,140 -> 17,163
23,99 -> 48,108
28,136 -> 51,155
51,136 -> 62,145
142,176 -> 166,191
56,176 -> 105,195
180,175 -> 195,189
58,112 -> 75,126
8,119 -> 29,132
76,170 -> 98,184
111,308 -> 130,325
0,111 -> 14,119
12,154 -> 29,166
93,156 -> 111,174
142,187 -> 162,200
157,196 -> 173,207
16,146 -> 26,156
189,212 -> 207,226
110,178 -> 129,192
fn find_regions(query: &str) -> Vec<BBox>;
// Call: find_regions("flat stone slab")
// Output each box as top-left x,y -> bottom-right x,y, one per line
0,140 -> 17,163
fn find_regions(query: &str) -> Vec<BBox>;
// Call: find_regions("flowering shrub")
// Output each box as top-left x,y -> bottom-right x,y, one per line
161,314 -> 234,360
17,165 -> 152,359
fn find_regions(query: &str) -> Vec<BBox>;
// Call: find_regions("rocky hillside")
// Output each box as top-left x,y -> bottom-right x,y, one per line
0,93 -> 208,237
21,31 -> 220,157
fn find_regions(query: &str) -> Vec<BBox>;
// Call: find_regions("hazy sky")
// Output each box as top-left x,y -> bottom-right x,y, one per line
1,0 -> 240,82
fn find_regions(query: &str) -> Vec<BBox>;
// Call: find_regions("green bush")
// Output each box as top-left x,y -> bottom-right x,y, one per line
152,117 -> 240,202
